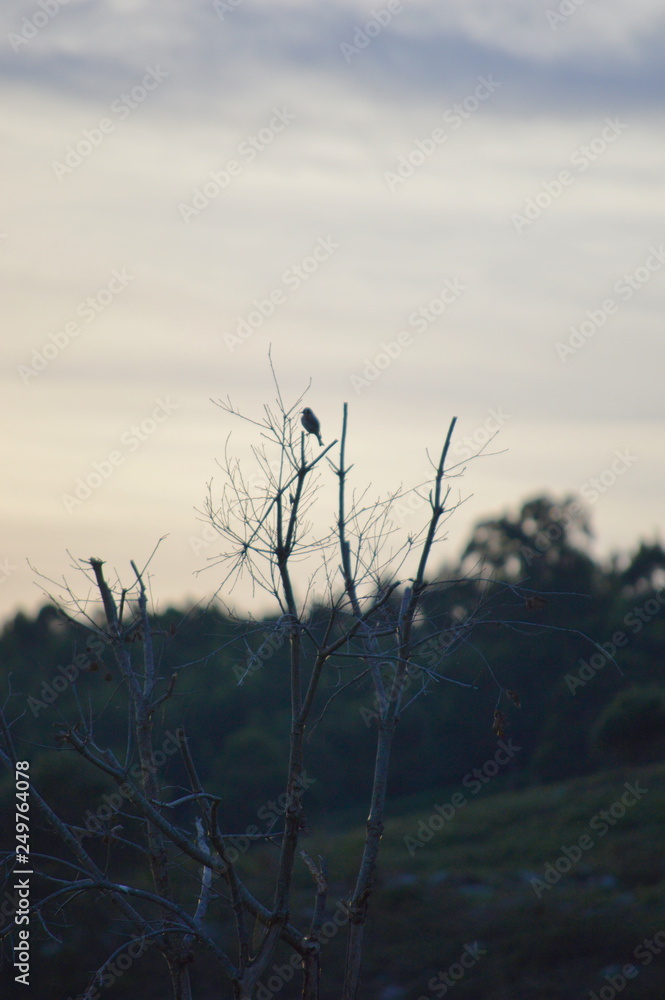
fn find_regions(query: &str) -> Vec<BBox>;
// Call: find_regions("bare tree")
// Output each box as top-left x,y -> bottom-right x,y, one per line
1,380 -> 602,999
201,391 -> 466,999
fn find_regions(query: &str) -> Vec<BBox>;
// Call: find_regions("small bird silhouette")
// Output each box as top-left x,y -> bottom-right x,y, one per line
301,407 -> 323,446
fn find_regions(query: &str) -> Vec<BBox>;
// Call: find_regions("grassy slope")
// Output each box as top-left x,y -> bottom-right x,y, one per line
7,760 -> 661,998
289,762 -> 665,1000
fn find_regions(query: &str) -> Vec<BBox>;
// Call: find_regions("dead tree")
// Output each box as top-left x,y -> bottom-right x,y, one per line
1,383 -> 598,999
196,385 -> 500,999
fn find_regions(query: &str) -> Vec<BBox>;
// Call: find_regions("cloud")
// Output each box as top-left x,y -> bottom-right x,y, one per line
3,0 -> 665,118
3,0 -> 664,624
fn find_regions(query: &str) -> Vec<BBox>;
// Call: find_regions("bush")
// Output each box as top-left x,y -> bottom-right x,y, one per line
591,685 -> 665,765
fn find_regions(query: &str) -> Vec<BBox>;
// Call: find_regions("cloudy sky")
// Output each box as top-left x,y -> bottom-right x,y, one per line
3,0 -> 664,624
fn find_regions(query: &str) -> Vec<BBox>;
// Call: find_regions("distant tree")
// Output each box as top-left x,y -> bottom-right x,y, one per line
461,494 -> 596,593
620,542 -> 665,593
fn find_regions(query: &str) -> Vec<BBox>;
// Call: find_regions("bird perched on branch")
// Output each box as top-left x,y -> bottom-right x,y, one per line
301,407 -> 323,446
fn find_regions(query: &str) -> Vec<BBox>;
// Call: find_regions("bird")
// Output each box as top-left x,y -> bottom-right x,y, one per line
301,407 -> 323,446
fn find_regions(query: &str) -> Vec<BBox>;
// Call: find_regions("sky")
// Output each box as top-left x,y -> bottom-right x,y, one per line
2,0 -> 665,625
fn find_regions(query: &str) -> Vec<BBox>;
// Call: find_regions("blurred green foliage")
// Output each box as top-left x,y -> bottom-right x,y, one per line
1,494 -> 664,998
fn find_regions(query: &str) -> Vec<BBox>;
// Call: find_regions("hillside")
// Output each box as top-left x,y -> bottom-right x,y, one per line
287,761 -> 665,999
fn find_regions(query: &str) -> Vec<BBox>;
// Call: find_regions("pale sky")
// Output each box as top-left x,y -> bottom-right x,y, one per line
3,0 -> 665,624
